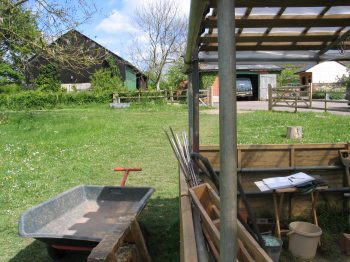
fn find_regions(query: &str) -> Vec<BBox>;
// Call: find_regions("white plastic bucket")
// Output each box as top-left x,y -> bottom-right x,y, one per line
288,221 -> 322,259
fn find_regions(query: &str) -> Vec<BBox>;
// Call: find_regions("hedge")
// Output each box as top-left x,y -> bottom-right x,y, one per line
0,91 -> 113,110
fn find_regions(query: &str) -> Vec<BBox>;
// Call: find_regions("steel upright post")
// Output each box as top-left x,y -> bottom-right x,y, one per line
188,70 -> 194,153
192,54 -> 200,153
217,0 -> 237,261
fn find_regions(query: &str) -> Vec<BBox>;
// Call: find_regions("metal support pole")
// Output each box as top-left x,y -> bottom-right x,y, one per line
217,0 -> 237,261
188,70 -> 194,153
192,54 -> 200,153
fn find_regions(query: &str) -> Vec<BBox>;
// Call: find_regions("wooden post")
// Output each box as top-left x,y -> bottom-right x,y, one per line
170,87 -> 174,104
268,84 -> 272,111
138,91 -> 141,102
324,92 -> 328,112
294,90 -> 298,113
287,126 -> 302,140
164,89 -> 168,103
309,83 -> 313,108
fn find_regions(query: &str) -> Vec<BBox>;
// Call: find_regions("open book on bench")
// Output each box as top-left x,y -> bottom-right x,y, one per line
255,172 -> 315,191
261,172 -> 315,190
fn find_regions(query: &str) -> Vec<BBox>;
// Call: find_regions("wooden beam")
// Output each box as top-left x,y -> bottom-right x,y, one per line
200,32 -> 340,43
209,0 -> 350,8
237,7 -> 252,36
200,43 -> 329,52
203,14 -> 350,28
318,29 -> 350,56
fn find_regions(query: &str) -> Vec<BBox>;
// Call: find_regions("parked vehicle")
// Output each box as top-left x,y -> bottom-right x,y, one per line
236,78 -> 253,98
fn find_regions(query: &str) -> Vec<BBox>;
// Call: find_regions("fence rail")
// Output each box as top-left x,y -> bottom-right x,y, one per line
112,89 -> 210,105
268,84 -> 349,113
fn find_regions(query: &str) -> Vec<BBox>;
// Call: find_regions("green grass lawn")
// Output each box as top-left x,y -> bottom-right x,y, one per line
0,104 -> 349,261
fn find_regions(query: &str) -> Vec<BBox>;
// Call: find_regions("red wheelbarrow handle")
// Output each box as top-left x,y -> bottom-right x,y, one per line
113,167 -> 142,186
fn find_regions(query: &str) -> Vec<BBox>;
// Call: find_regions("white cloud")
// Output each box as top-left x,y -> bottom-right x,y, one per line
92,0 -> 190,60
95,10 -> 138,33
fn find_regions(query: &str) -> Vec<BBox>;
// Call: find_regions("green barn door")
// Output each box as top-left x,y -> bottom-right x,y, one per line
124,67 -> 137,91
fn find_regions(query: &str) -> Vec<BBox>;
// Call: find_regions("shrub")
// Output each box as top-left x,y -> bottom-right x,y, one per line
0,91 -> 113,110
0,83 -> 22,94
90,55 -> 126,92
329,92 -> 345,100
200,72 -> 216,90
91,69 -> 125,92
34,63 -> 61,92
312,92 -> 326,99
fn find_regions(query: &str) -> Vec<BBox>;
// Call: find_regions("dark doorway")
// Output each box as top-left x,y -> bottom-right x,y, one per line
237,73 -> 259,100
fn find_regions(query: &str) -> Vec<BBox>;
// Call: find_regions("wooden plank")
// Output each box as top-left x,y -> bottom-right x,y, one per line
200,43 -> 329,52
88,221 -> 132,262
203,14 -> 350,29
238,149 -> 242,168
237,239 -> 255,262
240,150 -> 290,168
200,32 -> 340,43
237,222 -> 273,262
179,172 -> 198,262
200,143 -> 349,171
129,220 -> 151,262
295,149 -> 341,166
200,143 -> 348,151
202,225 -> 219,260
208,0 -> 350,8
189,185 -> 220,249
190,184 -> 273,262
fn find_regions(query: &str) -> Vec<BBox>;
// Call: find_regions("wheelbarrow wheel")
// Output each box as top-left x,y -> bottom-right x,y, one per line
47,245 -> 66,260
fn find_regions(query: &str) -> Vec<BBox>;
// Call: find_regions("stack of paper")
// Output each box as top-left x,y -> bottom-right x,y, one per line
255,172 -> 315,191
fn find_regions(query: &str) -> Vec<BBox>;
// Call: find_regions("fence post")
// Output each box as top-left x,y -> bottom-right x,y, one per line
164,89 -> 167,103
294,90 -> 298,113
138,90 -> 141,102
309,83 -> 313,108
268,84 -> 272,111
324,92 -> 328,112
170,87 -> 174,104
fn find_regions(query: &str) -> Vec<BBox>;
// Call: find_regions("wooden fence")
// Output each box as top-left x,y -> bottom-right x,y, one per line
268,84 -> 349,113
113,89 -> 210,105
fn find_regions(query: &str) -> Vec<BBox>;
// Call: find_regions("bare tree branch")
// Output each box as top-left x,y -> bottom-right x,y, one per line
129,0 -> 187,90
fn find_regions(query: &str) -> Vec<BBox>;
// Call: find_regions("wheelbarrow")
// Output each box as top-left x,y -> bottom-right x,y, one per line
19,168 -> 154,260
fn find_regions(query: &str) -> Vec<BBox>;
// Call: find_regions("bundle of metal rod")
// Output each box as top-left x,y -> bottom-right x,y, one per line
165,127 -> 199,187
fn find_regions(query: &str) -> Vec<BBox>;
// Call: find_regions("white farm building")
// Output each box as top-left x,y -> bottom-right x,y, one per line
297,61 -> 349,89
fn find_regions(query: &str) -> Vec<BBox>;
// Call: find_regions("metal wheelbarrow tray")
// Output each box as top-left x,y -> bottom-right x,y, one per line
19,185 -> 154,249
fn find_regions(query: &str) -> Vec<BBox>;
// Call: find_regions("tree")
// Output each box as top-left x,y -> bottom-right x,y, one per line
0,0 -> 99,88
166,59 -> 187,90
0,1 -> 41,86
277,64 -> 302,86
34,63 -> 61,92
130,0 -> 187,91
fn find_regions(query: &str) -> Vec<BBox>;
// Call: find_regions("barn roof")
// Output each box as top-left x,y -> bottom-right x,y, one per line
29,30 -> 146,78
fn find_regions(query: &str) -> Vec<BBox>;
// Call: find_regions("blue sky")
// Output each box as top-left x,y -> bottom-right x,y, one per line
77,0 -> 190,61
